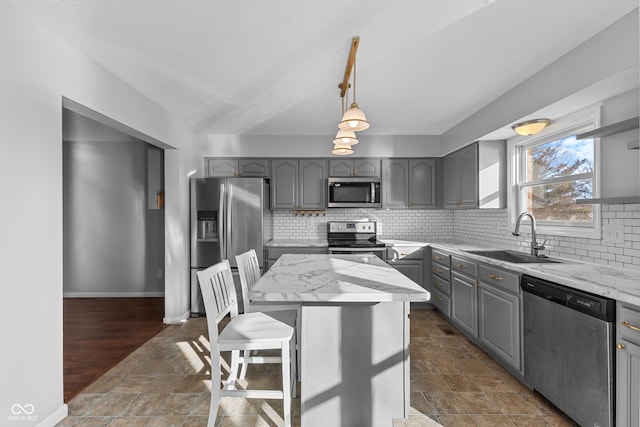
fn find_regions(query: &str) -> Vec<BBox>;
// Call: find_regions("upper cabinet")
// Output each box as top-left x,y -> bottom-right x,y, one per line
206,158 -> 269,177
271,159 -> 327,209
443,141 -> 506,209
444,144 -> 478,208
329,158 -> 381,177
381,158 -> 437,209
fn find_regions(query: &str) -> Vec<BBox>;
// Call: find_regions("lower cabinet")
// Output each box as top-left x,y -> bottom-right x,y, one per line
616,302 -> 640,427
451,271 -> 478,337
478,281 -> 521,371
430,247 -> 523,374
265,246 -> 327,270
386,245 -> 425,289
389,261 -> 423,285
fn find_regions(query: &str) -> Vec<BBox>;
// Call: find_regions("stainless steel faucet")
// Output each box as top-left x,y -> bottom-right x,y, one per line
513,212 -> 545,256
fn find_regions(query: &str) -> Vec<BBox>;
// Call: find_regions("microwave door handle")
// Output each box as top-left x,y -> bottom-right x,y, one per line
371,182 -> 375,202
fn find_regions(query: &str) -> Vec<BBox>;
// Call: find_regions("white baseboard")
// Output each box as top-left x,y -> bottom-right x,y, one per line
163,309 -> 191,325
36,403 -> 67,427
63,292 -> 165,298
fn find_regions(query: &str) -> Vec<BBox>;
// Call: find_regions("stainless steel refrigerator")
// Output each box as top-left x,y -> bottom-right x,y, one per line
190,177 -> 269,315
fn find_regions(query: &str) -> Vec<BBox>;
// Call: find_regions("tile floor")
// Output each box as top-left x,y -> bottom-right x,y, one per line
56,309 -> 578,427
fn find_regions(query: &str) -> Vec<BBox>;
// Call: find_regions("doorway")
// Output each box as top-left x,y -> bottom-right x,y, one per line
62,107 -> 166,401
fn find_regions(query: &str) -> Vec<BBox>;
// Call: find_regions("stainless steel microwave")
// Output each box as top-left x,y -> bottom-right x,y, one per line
327,177 -> 381,208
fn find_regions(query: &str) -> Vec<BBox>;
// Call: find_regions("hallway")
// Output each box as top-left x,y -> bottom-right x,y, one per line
64,297 -> 166,402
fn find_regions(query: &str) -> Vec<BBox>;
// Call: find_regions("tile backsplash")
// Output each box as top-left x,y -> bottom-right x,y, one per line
271,204 -> 640,271
453,204 -> 640,271
271,208 -> 453,242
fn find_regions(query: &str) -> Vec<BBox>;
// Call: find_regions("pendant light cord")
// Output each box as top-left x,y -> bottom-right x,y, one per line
352,58 -> 356,104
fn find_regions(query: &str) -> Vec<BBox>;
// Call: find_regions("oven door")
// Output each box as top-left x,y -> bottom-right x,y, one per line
328,246 -> 387,260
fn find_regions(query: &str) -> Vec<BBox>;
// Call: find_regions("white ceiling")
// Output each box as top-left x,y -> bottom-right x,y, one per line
13,0 -> 640,138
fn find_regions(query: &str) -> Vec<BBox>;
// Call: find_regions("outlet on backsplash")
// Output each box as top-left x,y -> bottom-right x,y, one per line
603,224 -> 625,244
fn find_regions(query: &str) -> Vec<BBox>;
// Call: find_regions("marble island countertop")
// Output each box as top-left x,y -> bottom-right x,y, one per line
250,253 -> 430,303
264,238 -> 430,248
265,239 -> 328,247
430,242 -> 640,307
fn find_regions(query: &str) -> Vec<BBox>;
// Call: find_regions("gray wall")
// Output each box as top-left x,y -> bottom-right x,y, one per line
63,125 -> 165,296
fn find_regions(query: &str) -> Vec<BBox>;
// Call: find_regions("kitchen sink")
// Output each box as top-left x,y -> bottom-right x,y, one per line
463,249 -> 563,264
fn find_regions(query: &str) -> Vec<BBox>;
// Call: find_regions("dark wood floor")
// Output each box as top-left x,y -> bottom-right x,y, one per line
63,297 -> 167,402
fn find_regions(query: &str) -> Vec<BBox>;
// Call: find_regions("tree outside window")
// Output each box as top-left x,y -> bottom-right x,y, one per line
518,135 -> 594,226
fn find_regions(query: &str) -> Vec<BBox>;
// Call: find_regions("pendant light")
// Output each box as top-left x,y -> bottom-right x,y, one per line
333,94 -> 358,146
332,143 -> 354,156
333,129 -> 359,145
338,53 -> 369,132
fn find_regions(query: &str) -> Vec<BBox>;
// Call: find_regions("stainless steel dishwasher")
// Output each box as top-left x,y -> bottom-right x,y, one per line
522,275 -> 615,427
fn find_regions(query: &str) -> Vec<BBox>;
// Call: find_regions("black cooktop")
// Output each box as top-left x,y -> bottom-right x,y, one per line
327,237 -> 386,248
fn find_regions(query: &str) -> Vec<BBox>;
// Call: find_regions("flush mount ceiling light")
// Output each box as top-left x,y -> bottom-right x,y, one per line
512,119 -> 551,136
338,37 -> 369,132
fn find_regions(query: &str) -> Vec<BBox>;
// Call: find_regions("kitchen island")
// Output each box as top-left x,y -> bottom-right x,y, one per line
249,253 -> 429,427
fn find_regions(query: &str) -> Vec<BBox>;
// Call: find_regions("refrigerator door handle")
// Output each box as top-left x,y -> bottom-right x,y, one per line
227,182 -> 233,256
219,183 -> 226,260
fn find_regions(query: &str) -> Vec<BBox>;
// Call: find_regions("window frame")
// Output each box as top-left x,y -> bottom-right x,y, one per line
508,107 -> 601,239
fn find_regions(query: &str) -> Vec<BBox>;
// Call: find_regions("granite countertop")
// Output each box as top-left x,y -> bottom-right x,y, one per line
429,242 -> 640,307
249,253 -> 430,303
265,239 -> 328,247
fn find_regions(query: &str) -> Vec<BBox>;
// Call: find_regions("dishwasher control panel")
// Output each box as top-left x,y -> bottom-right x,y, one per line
521,275 -> 615,321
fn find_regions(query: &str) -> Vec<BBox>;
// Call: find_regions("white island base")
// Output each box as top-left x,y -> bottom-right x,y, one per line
301,301 -> 410,427
249,254 -> 429,427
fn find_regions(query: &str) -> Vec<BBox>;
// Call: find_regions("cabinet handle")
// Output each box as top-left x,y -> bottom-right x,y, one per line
434,256 -> 443,260
436,296 -> 444,301
477,284 -> 482,288
489,274 -> 502,281
457,264 -> 466,269
400,253 -> 408,256
622,321 -> 640,332
435,268 -> 443,273
617,343 -> 626,350
435,281 -> 442,287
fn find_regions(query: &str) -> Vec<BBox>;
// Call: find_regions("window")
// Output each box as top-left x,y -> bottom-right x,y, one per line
512,114 -> 600,237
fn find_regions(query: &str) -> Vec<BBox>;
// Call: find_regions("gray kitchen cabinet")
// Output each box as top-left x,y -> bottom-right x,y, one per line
387,245 -> 425,287
381,158 -> 437,209
206,158 -> 270,177
299,159 -> 327,208
207,158 -> 239,177
390,261 -> 422,284
451,270 -> 478,337
270,159 -> 327,209
271,159 -> 298,209
431,248 -> 451,318
433,248 -> 524,378
443,141 -> 506,209
238,159 -> 270,177
329,158 -> 380,177
444,144 -> 478,208
265,246 -> 327,270
616,302 -> 640,427
478,264 -> 521,372
409,159 -> 437,208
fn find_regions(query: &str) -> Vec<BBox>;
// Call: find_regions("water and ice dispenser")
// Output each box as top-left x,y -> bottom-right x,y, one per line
197,211 -> 218,240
